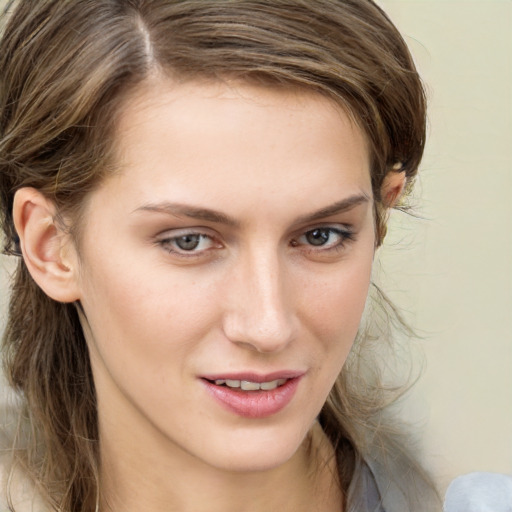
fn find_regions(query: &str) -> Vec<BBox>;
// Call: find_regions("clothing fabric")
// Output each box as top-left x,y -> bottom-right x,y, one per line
444,472 -> 512,512
355,463 -> 386,512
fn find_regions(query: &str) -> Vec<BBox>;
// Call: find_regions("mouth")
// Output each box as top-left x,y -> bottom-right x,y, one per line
204,378 -> 288,391
201,373 -> 304,418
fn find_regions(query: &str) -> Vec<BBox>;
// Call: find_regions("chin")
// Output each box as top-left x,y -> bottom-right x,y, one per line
198,424 -> 311,474
214,449 -> 300,474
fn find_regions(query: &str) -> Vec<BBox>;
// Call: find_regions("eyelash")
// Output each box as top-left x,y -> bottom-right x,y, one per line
156,226 -> 355,258
291,226 -> 355,253
157,231 -> 220,258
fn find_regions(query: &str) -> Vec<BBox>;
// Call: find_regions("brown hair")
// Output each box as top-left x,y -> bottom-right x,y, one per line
0,1 -> 437,510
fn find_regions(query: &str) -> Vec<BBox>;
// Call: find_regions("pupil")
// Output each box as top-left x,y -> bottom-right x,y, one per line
176,234 -> 201,251
306,229 -> 329,246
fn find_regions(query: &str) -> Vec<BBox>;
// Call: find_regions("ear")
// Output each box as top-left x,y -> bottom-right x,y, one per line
380,170 -> 406,208
13,187 -> 80,303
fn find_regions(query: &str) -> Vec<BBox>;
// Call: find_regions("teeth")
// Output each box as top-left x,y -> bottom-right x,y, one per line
241,380 -> 261,391
261,379 -> 287,390
215,378 -> 288,391
260,380 -> 279,390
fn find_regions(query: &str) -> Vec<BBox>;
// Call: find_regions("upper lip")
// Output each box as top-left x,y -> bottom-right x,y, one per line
201,370 -> 306,383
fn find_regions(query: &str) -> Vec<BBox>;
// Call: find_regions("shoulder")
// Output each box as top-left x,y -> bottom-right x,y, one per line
366,457 -> 441,512
444,472 -> 512,512
346,461 -> 386,512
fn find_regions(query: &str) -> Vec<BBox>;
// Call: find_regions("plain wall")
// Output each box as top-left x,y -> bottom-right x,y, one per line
1,0 -> 511,495
377,0 -> 512,491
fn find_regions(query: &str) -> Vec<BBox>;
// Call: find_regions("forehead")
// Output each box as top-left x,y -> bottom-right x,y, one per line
103,78 -> 372,220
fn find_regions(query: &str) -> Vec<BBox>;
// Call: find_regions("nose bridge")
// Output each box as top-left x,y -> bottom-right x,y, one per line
223,243 -> 297,352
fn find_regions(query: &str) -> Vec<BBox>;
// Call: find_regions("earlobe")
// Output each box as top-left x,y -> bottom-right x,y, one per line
13,187 -> 80,303
380,168 -> 407,208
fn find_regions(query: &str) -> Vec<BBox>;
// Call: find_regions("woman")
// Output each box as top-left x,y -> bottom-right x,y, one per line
0,1 -> 440,511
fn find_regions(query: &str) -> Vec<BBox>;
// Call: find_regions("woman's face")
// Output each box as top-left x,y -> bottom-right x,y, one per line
76,79 -> 375,472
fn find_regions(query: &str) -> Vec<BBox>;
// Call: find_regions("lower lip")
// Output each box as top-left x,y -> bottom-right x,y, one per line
202,378 -> 301,419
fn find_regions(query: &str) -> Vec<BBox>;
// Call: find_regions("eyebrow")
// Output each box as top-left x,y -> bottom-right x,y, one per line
294,193 -> 371,224
134,203 -> 241,227
133,193 -> 370,227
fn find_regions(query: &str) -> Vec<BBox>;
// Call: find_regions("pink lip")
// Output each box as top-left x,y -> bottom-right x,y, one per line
201,372 -> 304,419
201,370 -> 304,383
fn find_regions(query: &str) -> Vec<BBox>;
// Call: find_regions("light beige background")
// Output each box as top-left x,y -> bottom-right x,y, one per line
377,0 -> 512,491
1,0 -> 511,495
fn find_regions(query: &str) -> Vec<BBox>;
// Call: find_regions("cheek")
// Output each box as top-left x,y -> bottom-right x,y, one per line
293,236 -> 375,389
77,259 -> 226,432
78,255 -> 220,371
299,262 -> 372,392
298,254 -> 373,345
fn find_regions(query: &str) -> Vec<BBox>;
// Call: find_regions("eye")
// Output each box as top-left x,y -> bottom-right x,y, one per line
304,228 -> 333,246
173,234 -> 205,251
157,230 -> 220,256
292,226 -> 354,251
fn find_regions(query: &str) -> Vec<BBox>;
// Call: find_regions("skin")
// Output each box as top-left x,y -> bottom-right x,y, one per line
13,78 -> 405,512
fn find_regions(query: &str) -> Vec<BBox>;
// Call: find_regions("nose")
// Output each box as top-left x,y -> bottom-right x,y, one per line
222,247 -> 298,353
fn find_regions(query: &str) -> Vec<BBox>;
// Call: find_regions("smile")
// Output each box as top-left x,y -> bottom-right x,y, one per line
211,378 -> 288,391
201,374 -> 303,418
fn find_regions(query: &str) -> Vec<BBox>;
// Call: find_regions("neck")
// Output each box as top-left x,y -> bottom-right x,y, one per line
99,422 -> 341,512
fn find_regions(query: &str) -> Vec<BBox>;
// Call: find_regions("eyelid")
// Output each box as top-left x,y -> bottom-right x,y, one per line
293,222 -> 354,240
291,224 -> 356,252
155,227 -> 223,257
154,223 -> 356,260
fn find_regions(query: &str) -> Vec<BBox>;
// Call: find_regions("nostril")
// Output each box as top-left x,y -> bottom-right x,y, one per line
222,317 -> 297,353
